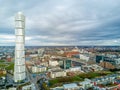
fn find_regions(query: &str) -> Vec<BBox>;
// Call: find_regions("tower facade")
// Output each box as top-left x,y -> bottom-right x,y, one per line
14,12 -> 26,82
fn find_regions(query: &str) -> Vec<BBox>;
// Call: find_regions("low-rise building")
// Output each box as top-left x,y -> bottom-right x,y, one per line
69,66 -> 81,72
50,70 -> 67,78
96,55 -> 120,69
32,65 -> 46,73
79,54 -> 90,61
64,51 -> 79,58
92,74 -> 118,85
38,48 -> 44,57
22,84 -> 36,90
0,76 -> 6,86
29,54 -> 38,57
63,83 -> 79,90
79,79 -> 93,89
8,87 -> 17,90
0,70 -> 6,75
82,64 -> 103,72
49,60 -> 59,67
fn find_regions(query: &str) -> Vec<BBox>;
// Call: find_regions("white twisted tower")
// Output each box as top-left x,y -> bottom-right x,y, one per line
14,12 -> 26,82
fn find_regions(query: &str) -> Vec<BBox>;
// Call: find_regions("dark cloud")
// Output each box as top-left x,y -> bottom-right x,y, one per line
1,0 -> 120,45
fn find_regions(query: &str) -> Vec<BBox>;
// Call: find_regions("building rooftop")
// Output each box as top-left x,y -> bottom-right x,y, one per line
51,69 -> 64,73
63,83 -> 78,89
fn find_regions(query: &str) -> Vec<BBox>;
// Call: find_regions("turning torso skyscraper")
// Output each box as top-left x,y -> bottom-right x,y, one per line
14,12 -> 26,82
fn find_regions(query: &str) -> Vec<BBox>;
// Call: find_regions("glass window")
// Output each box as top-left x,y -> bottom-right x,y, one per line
15,21 -> 25,28
15,29 -> 24,35
16,36 -> 24,42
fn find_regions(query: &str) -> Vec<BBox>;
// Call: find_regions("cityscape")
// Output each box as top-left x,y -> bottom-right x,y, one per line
1,0 -> 120,90
1,45 -> 120,90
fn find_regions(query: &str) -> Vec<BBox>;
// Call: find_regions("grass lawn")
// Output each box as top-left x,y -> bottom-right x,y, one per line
49,71 -> 113,87
5,63 -> 14,71
0,60 -> 5,62
0,63 -> 7,68
0,74 -> 6,77
49,76 -> 83,87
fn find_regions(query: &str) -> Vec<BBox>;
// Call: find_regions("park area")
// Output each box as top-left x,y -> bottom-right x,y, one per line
0,62 -> 14,77
49,71 -> 113,87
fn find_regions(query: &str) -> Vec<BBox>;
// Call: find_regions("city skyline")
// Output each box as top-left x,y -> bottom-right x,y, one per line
0,0 -> 120,46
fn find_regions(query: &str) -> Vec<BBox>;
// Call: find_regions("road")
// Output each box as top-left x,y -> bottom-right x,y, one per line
26,66 -> 40,90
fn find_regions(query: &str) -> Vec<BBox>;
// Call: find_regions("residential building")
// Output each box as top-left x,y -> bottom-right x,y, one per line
79,79 -> 93,89
32,65 -> 46,73
96,55 -> 120,69
64,52 -> 79,58
79,54 -> 90,61
8,87 -> 17,90
50,70 -> 66,78
49,60 -> 59,66
38,48 -> 44,57
63,83 -> 79,90
82,64 -> 103,72
69,66 -> 81,72
22,84 -> 36,90
0,77 -> 6,86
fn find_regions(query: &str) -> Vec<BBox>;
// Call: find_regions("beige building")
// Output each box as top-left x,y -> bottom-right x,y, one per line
69,67 -> 81,72
32,66 -> 47,73
49,60 -> 59,66
50,70 -> 67,78
36,61 -> 48,67
8,87 -> 17,90
0,70 -> 6,75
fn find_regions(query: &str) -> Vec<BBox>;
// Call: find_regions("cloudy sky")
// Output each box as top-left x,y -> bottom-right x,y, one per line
0,0 -> 120,46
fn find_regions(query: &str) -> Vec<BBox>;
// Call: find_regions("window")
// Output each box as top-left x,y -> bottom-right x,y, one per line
15,21 -> 25,28
15,29 -> 24,35
16,36 -> 24,43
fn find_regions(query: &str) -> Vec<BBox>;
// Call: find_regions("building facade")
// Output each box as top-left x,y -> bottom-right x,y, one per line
32,66 -> 46,73
14,12 -> 26,82
50,70 -> 67,78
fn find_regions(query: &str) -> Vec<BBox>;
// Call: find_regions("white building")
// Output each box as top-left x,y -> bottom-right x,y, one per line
58,50 -> 64,54
91,64 -> 103,71
8,87 -> 17,90
82,64 -> 103,72
22,84 -> 36,90
38,48 -> 44,57
49,60 -> 59,66
29,54 -> 38,57
14,12 -> 26,82
72,46 -> 79,52
63,83 -> 79,90
79,79 -> 93,89
32,66 -> 46,73
114,58 -> 120,65
79,54 -> 90,61
50,70 -> 66,78
40,61 -> 48,67
69,66 -> 81,72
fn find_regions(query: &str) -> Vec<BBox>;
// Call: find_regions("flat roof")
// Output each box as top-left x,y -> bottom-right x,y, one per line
63,83 -> 78,89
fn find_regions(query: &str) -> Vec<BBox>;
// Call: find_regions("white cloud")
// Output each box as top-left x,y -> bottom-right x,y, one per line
1,0 -> 120,45
0,34 -> 32,43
